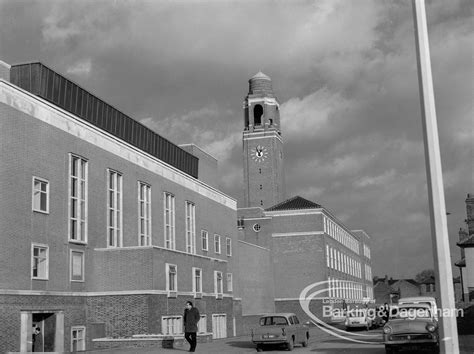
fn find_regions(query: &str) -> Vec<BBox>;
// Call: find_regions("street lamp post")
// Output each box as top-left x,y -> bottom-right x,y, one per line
412,0 -> 459,353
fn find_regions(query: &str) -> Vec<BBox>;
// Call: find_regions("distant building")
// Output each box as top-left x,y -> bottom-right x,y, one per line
237,72 -> 374,329
455,193 -> 474,302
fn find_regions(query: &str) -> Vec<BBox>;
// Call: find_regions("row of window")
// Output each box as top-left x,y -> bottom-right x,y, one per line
166,263 -> 233,297
32,243 -> 84,281
327,278 -> 366,299
365,264 -> 373,281
363,243 -> 371,259
323,216 -> 359,254
162,314 -> 208,335
326,245 -> 362,279
32,154 -> 233,256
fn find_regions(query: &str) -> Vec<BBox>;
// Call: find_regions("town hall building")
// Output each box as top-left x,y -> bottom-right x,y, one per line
0,60 -> 373,352
236,72 -> 374,330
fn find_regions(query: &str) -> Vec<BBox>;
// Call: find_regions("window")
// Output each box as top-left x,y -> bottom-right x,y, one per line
166,263 -> 177,295
214,234 -> 221,254
32,177 -> 49,213
214,271 -> 223,298
227,273 -> 233,292
70,250 -> 84,282
193,267 -> 202,296
138,182 -> 151,246
31,244 -> 48,279
164,193 -> 175,249
198,315 -> 207,333
162,316 -> 183,335
254,104 -> 263,125
107,170 -> 122,247
185,201 -> 196,254
69,155 -> 88,243
201,230 -> 209,251
71,326 -> 85,351
226,237 -> 232,256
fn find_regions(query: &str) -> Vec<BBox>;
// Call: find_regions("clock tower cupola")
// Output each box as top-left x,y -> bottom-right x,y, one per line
242,72 -> 285,208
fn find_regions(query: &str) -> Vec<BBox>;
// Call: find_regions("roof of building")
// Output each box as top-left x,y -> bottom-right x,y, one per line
457,234 -> 474,248
265,196 -> 322,211
251,71 -> 271,81
9,61 -> 199,178
373,277 -> 419,287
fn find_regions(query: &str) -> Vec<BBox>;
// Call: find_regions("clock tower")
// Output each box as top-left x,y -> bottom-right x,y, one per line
243,72 -> 285,208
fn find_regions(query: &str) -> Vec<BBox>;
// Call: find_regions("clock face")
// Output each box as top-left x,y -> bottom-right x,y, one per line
252,145 -> 268,163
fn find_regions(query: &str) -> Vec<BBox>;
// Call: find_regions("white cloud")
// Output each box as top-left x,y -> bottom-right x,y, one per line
66,59 -> 92,76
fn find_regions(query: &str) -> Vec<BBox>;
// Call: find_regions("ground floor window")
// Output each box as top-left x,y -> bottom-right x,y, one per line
71,326 -> 86,351
198,315 -> 207,333
162,315 -> 183,335
212,314 -> 227,339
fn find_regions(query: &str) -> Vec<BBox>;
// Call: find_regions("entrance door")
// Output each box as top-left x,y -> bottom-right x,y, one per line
211,314 -> 227,339
20,311 -> 64,352
33,313 -> 56,352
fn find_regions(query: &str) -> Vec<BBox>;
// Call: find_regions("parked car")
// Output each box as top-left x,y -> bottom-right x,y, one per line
251,313 -> 309,351
383,303 -> 439,353
398,296 -> 438,319
345,308 -> 372,330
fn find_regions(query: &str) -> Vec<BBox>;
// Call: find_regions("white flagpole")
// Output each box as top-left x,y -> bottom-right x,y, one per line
412,0 -> 459,353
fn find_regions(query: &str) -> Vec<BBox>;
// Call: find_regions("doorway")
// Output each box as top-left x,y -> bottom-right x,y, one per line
20,311 -> 64,352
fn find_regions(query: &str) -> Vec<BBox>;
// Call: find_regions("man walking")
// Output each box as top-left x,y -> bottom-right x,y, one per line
183,301 -> 200,352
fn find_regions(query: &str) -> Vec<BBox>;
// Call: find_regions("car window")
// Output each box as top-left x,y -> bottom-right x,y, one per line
288,316 -> 294,325
293,316 -> 299,324
260,316 -> 289,326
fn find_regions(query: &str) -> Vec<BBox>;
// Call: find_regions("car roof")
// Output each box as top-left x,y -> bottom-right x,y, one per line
399,296 -> 436,302
398,303 -> 431,309
260,313 -> 295,318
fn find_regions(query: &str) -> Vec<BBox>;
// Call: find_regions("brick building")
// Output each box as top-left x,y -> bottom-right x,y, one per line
237,72 -> 374,327
0,61 -> 240,352
0,62 -> 375,351
455,193 -> 474,302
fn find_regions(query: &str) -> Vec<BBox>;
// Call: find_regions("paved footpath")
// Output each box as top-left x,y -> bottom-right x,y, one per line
86,329 -> 474,354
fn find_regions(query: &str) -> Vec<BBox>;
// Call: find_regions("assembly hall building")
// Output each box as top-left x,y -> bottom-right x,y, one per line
0,60 -> 373,352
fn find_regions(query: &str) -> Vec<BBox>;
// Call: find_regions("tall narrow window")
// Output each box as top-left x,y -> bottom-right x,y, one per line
164,193 -> 175,249
226,237 -> 232,257
193,267 -> 202,295
32,177 -> 49,213
214,234 -> 221,254
138,182 -> 151,246
31,244 -> 49,280
201,230 -> 209,251
70,250 -> 84,282
107,170 -> 122,247
227,273 -> 233,292
69,155 -> 88,242
166,263 -> 177,294
215,271 -> 223,298
185,201 -> 196,254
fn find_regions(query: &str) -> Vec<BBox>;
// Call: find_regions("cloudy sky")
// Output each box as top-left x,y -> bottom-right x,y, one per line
1,0 -> 472,279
